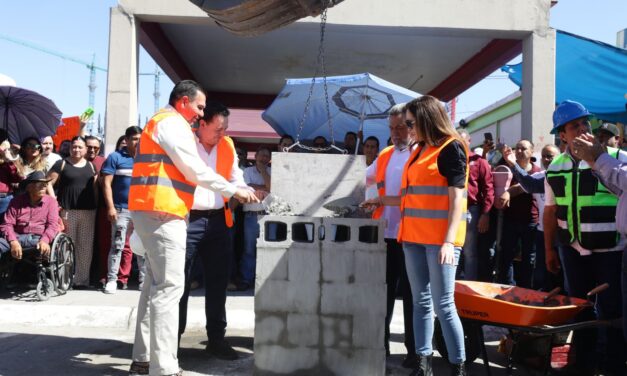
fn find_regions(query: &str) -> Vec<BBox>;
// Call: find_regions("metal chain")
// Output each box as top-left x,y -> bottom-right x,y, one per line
293,0 -> 336,153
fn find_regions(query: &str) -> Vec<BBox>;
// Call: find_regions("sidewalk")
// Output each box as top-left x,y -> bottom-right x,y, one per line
0,287 -> 255,331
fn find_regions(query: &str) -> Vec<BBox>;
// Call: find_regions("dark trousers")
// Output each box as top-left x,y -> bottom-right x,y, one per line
384,239 -> 415,355
178,212 -> 233,341
559,246 -> 625,374
497,221 -> 537,288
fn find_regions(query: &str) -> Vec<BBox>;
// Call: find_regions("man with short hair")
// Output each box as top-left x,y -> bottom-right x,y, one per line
593,122 -> 620,148
178,100 -> 259,361
278,134 -> 294,152
129,81 -> 258,376
238,146 -> 271,291
102,126 -> 143,294
312,135 -> 328,152
496,139 -> 540,288
344,131 -> 359,154
544,100 -> 626,375
84,135 -> 105,173
457,130 -> 494,281
363,136 -> 380,166
364,103 -> 416,368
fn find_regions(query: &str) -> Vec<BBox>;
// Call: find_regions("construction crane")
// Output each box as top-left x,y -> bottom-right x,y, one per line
0,33 -> 161,135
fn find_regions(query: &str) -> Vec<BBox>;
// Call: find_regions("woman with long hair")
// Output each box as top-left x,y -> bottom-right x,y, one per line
47,136 -> 98,288
16,137 -> 46,176
0,132 -> 22,218
399,96 -> 468,376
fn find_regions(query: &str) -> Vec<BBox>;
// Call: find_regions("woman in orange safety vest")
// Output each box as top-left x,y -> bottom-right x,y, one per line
398,96 -> 469,376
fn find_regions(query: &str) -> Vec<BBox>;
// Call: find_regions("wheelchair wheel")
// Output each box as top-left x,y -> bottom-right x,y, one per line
52,234 -> 75,292
36,277 -> 55,301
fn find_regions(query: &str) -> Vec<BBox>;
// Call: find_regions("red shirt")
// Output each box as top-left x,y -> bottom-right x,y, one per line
0,162 -> 22,194
467,152 -> 494,214
1,194 -> 60,244
90,155 -> 105,174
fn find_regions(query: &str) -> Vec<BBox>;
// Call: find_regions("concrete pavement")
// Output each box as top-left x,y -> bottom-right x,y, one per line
0,287 -> 512,375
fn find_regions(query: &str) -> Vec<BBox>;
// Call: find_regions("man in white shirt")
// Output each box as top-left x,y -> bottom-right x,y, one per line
178,101 -> 257,361
364,103 -> 416,368
129,81 -> 257,376
40,136 -> 61,173
237,146 -> 271,291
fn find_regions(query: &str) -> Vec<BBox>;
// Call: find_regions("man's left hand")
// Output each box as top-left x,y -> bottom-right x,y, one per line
571,133 -> 606,166
477,213 -> 490,233
495,191 -> 510,209
38,241 -> 51,258
254,190 -> 269,200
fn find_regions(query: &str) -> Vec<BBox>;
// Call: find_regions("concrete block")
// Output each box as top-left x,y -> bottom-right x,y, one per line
255,313 -> 287,345
288,246 -> 320,283
287,280 -> 320,314
321,248 -> 354,284
352,313 -> 385,349
255,279 -> 289,313
254,345 -> 319,375
321,315 -> 352,348
287,313 -> 319,346
256,247 -> 288,284
271,153 -> 366,217
354,250 -> 386,284
257,216 -> 293,249
321,283 -> 386,317
322,348 -> 385,376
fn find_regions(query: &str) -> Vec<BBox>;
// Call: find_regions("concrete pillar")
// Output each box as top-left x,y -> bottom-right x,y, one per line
521,29 -> 556,147
104,6 -> 139,155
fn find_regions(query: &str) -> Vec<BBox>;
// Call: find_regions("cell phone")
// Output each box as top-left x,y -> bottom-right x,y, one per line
484,132 -> 493,142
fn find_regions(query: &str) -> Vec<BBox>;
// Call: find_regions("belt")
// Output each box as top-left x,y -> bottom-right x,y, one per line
244,210 -> 266,215
190,208 -> 225,218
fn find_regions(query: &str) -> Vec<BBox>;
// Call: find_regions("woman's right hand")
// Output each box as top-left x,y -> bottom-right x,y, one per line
108,207 -> 118,222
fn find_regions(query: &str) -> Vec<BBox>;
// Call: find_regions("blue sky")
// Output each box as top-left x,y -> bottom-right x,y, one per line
1,0 -> 626,136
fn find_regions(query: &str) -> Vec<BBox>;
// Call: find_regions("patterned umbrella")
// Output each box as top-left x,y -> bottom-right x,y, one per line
0,86 -> 63,143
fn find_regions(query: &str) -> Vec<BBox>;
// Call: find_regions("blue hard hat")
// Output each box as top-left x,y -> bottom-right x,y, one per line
551,100 -> 591,134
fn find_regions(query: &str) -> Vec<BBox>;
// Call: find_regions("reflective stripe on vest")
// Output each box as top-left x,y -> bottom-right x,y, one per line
372,145 -> 395,219
397,137 -> 469,247
546,148 -> 620,250
128,109 -> 197,218
215,136 -> 236,228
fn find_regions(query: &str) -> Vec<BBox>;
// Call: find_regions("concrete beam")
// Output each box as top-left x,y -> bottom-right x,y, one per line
521,29 -> 556,147
316,0 -> 551,37
104,6 -> 139,155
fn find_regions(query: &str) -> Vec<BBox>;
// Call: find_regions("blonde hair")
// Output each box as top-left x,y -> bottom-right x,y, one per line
405,95 -> 462,147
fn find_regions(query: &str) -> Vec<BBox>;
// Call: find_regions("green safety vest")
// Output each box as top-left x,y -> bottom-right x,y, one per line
545,147 -> 620,250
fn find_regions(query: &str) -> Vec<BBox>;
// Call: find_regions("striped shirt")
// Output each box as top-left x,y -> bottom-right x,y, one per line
101,147 -> 134,209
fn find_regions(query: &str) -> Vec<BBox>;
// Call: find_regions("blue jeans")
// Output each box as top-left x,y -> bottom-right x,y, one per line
403,242 -> 465,364
0,194 -> 13,221
240,211 -> 260,285
497,221 -> 537,288
0,233 -> 41,254
559,245 -> 625,374
106,208 -> 133,283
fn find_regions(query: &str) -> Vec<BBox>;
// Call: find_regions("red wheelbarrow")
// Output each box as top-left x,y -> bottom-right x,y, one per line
433,281 -> 615,375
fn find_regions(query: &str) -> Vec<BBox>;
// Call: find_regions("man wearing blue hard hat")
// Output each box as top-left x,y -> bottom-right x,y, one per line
544,100 -> 627,375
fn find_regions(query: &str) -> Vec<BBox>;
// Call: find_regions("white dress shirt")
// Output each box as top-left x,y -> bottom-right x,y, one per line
151,106 -> 237,198
365,147 -> 410,239
243,165 -> 270,212
192,140 -> 248,210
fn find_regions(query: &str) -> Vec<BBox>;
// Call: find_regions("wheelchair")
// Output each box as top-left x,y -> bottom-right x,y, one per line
0,233 -> 75,301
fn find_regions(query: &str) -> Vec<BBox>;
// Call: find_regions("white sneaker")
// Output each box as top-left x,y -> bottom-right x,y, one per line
104,280 -> 117,294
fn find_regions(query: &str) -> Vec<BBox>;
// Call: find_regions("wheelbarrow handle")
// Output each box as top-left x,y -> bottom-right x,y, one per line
586,283 -> 609,298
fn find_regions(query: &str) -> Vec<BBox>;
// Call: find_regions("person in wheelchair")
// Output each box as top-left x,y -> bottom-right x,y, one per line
0,171 -> 60,261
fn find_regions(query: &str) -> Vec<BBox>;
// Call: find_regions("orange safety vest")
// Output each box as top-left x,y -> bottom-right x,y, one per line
372,145 -> 395,219
397,137 -> 469,247
214,136 -> 236,228
128,109 -> 197,219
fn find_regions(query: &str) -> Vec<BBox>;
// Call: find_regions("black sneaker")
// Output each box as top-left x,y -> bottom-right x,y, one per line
402,353 -> 419,369
117,281 -> 128,290
206,339 -> 239,360
129,361 -> 149,375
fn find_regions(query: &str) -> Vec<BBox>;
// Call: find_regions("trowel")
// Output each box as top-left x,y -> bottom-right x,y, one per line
322,196 -> 370,218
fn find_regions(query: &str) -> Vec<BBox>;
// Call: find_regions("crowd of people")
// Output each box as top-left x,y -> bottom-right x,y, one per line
1,78 -> 627,376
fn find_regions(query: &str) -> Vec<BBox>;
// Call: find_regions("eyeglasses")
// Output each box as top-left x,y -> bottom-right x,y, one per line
405,120 -> 416,128
25,143 -> 42,150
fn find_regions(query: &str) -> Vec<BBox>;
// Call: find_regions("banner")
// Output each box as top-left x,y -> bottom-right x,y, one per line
52,116 -> 80,149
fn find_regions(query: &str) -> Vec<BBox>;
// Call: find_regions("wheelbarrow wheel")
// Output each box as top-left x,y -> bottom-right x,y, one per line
433,318 -> 482,365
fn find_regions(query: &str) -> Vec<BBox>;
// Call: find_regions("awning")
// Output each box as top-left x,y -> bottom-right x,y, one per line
502,30 -> 627,123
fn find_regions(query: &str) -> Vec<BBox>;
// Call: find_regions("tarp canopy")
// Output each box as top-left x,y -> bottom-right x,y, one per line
502,30 -> 627,124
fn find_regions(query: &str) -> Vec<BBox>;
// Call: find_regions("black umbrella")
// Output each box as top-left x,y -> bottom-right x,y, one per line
0,85 -> 63,143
